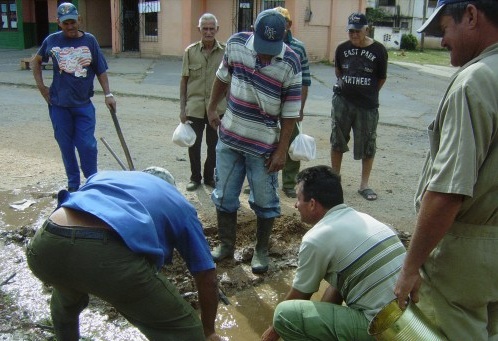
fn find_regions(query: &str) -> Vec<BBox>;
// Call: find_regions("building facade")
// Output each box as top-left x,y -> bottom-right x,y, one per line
2,0 -> 390,63
367,0 -> 442,49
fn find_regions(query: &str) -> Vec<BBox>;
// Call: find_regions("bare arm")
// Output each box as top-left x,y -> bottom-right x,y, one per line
261,288 -> 312,341
320,285 -> 343,304
394,191 -> 463,309
31,55 -> 50,105
96,72 -> 117,114
193,269 -> 221,339
179,76 -> 189,123
266,117 -> 297,173
207,77 -> 229,129
378,78 -> 386,91
334,66 -> 342,80
298,86 -> 309,121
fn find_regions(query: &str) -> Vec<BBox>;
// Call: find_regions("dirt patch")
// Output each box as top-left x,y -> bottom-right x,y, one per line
0,87 -> 417,338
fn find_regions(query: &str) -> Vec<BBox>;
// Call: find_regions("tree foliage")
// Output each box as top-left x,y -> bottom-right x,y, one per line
400,34 -> 418,50
366,8 -> 391,25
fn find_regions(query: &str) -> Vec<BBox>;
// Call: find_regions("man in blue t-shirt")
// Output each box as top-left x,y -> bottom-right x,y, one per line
26,168 -> 222,341
32,3 -> 117,192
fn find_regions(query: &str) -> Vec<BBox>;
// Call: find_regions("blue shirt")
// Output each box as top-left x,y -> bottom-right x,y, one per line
37,31 -> 108,107
57,171 -> 215,273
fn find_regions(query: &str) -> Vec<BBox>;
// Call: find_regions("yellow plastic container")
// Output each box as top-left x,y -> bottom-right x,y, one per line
368,300 -> 447,341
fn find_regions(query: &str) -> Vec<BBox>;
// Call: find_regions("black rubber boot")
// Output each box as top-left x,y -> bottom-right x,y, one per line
251,217 -> 274,274
211,210 -> 237,262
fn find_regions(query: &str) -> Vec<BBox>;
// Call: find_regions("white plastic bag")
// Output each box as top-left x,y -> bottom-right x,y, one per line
172,122 -> 196,147
288,123 -> 316,161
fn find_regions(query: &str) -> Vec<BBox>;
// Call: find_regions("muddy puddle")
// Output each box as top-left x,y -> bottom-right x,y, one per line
0,188 -> 314,340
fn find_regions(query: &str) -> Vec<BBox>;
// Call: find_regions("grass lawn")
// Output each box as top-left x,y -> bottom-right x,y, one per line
388,49 -> 451,66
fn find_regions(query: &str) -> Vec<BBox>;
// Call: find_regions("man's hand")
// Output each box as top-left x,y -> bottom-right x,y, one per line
265,148 -> 287,173
105,96 -> 117,114
39,86 -> 51,105
261,325 -> 280,341
298,108 -> 304,122
207,109 -> 221,130
394,267 -> 422,310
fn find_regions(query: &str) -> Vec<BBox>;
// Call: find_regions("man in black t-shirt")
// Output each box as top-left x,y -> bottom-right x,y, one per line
330,12 -> 388,201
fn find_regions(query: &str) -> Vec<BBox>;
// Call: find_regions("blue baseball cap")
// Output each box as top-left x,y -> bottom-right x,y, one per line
253,9 -> 286,56
57,2 -> 79,22
418,0 -> 469,36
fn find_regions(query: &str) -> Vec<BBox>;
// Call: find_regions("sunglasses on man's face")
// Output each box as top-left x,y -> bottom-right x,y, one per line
348,29 -> 362,34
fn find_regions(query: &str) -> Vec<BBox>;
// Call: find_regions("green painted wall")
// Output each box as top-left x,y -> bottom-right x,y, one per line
23,22 -> 36,48
1,0 -> 82,50
49,22 -> 58,34
0,0 -> 24,49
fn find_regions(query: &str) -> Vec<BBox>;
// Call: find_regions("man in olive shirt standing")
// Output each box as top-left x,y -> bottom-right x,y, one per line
180,13 -> 226,191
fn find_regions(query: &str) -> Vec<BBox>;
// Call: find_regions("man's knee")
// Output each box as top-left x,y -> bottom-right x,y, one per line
273,300 -> 302,336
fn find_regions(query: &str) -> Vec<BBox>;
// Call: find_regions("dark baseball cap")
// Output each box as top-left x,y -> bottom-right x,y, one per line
418,0 -> 470,36
347,13 -> 368,30
253,9 -> 286,56
57,2 -> 79,22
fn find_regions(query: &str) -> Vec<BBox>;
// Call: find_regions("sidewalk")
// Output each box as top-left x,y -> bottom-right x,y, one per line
0,47 -> 456,130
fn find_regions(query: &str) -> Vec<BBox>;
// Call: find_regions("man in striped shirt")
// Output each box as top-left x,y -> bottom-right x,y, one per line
262,166 -> 406,341
207,9 -> 302,274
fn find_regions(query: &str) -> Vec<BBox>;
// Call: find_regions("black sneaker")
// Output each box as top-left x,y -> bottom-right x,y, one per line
67,186 -> 79,193
186,181 -> 201,191
204,179 -> 216,188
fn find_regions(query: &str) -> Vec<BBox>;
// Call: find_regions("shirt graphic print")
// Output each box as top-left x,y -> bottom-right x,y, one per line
51,46 -> 92,78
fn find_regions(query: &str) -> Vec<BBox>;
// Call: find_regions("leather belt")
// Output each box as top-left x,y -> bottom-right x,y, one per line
44,220 -> 121,241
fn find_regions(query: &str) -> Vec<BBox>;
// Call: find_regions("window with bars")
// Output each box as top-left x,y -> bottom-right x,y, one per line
263,0 -> 285,10
0,0 -> 17,31
139,0 -> 159,41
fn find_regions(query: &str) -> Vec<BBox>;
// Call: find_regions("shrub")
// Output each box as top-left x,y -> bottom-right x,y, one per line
400,34 -> 418,50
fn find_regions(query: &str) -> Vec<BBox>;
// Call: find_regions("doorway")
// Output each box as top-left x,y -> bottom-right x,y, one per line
34,0 -> 49,45
122,0 -> 139,51
237,0 -> 253,32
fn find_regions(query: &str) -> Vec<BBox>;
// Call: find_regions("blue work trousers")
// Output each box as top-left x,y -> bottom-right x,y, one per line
49,103 -> 98,189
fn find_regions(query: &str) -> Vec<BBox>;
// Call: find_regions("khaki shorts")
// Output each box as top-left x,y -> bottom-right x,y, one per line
330,94 -> 379,160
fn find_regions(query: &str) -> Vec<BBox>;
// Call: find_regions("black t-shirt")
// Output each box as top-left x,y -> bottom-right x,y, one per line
334,40 -> 388,109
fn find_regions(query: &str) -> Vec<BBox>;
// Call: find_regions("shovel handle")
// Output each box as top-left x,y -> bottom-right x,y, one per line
100,137 -> 128,170
110,110 -> 135,171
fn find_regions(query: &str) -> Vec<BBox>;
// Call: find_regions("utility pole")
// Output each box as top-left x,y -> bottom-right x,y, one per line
420,0 -> 428,51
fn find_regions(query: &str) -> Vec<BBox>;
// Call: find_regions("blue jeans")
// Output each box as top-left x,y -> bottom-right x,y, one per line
49,103 -> 98,189
212,141 -> 280,218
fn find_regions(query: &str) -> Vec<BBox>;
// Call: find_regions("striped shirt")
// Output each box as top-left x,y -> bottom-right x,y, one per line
293,204 -> 406,320
285,31 -> 311,87
216,32 -> 302,156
